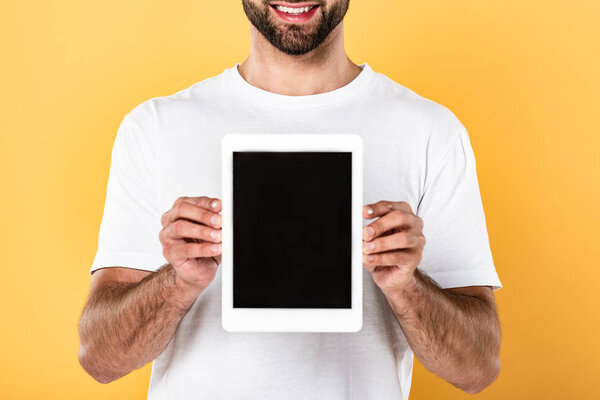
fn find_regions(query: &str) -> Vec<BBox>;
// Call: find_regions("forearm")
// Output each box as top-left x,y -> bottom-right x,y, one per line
383,269 -> 501,394
78,263 -> 202,383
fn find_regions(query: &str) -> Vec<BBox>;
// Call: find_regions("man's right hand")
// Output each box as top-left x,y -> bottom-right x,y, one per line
159,196 -> 223,291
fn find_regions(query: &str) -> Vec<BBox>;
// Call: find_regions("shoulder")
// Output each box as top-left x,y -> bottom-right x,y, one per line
125,70 -> 228,125
371,70 -> 467,146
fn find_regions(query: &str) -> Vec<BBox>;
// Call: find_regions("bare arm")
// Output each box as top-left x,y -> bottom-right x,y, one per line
362,200 -> 501,394
78,196 -> 223,383
383,271 -> 501,394
78,265 -> 203,383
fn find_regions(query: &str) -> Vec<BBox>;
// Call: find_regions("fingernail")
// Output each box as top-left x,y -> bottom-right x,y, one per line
367,255 -> 374,261
364,241 -> 375,250
364,226 -> 375,237
212,243 -> 221,252
211,215 -> 219,225
367,207 -> 373,215
210,230 -> 220,240
211,200 -> 217,209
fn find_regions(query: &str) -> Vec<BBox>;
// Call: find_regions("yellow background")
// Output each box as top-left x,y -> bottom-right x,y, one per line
1,0 -> 598,398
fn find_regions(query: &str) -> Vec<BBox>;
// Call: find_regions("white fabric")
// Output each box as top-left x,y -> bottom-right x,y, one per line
90,62 -> 502,400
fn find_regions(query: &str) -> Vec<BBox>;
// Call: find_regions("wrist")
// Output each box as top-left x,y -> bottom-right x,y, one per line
382,272 -> 421,319
174,274 -> 205,295
161,265 -> 204,307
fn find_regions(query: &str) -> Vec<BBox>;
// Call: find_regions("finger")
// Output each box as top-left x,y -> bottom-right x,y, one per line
162,199 -> 222,228
363,200 -> 393,219
363,200 -> 415,220
210,198 -> 222,212
363,210 -> 421,241
391,201 -> 414,214
181,196 -> 221,211
171,241 -> 222,260
161,196 -> 220,226
363,249 -> 418,267
161,219 -> 221,243
363,231 -> 421,254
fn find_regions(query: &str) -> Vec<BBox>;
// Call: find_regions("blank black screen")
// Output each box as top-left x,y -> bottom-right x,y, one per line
233,151 -> 352,308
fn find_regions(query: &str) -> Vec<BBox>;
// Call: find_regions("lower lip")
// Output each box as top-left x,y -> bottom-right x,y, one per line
271,5 -> 320,23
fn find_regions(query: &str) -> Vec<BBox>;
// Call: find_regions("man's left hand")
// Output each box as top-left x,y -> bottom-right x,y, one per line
362,200 -> 426,295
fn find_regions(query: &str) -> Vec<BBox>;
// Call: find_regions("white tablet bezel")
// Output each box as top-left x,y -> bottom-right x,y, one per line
221,133 -> 363,332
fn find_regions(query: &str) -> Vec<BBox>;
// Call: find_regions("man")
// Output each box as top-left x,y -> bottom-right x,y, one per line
78,0 -> 503,399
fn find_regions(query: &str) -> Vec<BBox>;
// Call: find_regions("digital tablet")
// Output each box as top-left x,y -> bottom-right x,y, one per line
221,133 -> 363,332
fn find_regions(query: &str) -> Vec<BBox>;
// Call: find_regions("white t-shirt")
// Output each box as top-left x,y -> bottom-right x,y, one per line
90,62 -> 502,400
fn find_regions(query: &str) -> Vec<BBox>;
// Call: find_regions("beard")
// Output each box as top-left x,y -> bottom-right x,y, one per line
242,0 -> 350,56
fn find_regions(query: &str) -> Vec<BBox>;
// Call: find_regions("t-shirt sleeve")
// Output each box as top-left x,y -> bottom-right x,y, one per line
89,110 -> 167,274
416,127 -> 502,291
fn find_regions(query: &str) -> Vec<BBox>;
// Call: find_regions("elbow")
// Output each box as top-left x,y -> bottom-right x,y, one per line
78,344 -> 122,384
460,357 -> 501,395
78,314 -> 126,384
455,358 -> 500,394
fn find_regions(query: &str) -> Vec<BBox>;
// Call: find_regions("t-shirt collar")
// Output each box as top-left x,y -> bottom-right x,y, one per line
226,62 -> 375,109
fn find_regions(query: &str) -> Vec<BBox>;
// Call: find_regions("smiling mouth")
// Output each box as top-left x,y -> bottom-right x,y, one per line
270,4 -> 319,14
269,2 -> 321,23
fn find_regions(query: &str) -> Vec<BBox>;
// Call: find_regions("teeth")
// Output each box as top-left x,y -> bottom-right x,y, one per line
274,5 -> 315,14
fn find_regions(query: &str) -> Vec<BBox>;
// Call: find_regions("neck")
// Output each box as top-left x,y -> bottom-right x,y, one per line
237,22 -> 362,96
